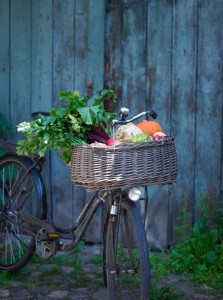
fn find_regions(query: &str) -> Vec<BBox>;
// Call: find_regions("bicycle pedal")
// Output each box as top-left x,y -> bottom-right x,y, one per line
47,232 -> 60,239
39,232 -> 60,241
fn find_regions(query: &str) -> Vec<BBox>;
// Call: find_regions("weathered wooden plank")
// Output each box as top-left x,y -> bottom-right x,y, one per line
31,0 -> 53,113
74,0 -> 88,94
145,0 -> 173,249
51,0 -> 81,229
84,0 -> 106,242
0,0 -> 222,249
104,0 -> 123,113
10,0 -> 31,132
170,0 -> 198,243
69,0 -> 91,233
195,0 -> 223,212
86,0 -> 105,95
30,0 -> 53,219
52,0 -> 76,95
122,0 -> 147,113
0,0 -> 10,119
119,0 -> 151,248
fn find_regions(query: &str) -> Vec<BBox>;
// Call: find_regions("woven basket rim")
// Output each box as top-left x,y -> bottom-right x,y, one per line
73,137 -> 175,152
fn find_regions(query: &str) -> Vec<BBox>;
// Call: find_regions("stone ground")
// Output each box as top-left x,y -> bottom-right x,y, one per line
156,274 -> 223,300
0,244 -> 108,300
0,244 -> 223,300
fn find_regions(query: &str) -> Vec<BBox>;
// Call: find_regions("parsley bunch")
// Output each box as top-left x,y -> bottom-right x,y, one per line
17,89 -> 117,164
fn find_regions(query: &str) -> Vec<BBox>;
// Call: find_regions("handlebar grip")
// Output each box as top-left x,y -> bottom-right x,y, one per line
119,107 -> 129,119
147,110 -> 157,119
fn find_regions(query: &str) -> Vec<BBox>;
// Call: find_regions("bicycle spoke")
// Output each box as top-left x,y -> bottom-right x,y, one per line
0,155 -> 46,271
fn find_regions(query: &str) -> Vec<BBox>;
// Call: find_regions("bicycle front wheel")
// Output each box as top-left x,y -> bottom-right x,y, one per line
104,199 -> 151,300
0,155 -> 47,271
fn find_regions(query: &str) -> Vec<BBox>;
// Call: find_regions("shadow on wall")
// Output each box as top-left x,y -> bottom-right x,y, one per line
0,113 -> 13,156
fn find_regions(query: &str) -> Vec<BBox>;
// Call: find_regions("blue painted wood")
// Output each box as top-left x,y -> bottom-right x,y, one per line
52,0 -> 76,96
145,0 -> 173,249
0,0 -> 10,119
0,0 -> 222,246
30,0 -> 54,221
51,0 -> 78,229
122,0 -> 147,113
71,0 -> 90,233
170,0 -> 198,243
74,0 -> 88,94
87,0 -> 105,94
104,1 -> 123,113
10,0 -> 31,133
84,0 -> 106,242
31,0 -> 53,113
195,0 -> 223,213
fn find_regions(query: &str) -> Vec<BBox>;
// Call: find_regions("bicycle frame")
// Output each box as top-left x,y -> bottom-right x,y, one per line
0,106 -> 155,298
19,189 -> 110,251
0,139 -> 148,254
59,191 -> 110,251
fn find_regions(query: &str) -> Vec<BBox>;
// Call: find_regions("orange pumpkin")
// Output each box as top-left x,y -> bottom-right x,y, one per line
136,120 -> 162,136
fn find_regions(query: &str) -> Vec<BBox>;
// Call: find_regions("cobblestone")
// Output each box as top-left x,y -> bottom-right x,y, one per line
1,244 -> 223,299
0,244 -> 109,300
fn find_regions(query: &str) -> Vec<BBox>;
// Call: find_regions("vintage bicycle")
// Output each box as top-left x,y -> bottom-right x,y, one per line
0,108 -> 177,299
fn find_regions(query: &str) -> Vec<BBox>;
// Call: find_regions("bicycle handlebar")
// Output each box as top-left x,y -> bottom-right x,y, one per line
111,108 -> 157,127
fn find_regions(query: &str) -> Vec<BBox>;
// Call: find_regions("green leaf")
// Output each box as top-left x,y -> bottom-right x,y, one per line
54,108 -> 68,118
68,114 -> 81,132
71,97 -> 88,108
93,89 -> 117,105
58,91 -> 73,101
41,117 -> 53,126
77,106 -> 98,125
43,133 -> 51,143
48,116 -> 57,124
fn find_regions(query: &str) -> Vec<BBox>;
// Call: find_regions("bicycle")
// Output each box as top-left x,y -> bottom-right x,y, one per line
0,108 -> 177,299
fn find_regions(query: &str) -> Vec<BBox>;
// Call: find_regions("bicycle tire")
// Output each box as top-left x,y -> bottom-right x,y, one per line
104,199 -> 151,300
0,154 -> 47,271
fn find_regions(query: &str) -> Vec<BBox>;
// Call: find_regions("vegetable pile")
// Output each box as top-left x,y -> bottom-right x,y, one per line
17,90 -> 117,164
113,121 -> 168,143
17,88 -> 169,165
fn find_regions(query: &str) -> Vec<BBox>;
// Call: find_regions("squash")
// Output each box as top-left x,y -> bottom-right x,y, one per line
136,120 -> 162,136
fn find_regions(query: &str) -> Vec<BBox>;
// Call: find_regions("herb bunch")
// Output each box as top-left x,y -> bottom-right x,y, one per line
17,89 -> 117,164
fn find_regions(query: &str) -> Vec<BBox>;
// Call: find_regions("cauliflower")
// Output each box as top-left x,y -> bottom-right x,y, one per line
115,123 -> 144,142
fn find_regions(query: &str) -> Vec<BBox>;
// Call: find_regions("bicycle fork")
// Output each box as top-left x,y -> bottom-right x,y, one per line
108,195 -> 138,276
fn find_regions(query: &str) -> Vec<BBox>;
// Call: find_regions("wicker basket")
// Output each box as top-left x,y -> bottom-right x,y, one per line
70,138 -> 178,191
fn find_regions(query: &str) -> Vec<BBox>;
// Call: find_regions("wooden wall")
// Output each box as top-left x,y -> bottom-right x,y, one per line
105,0 -> 223,248
0,0 -> 222,248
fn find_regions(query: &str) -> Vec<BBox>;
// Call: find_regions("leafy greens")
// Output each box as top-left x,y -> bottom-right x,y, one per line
17,89 -> 117,164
